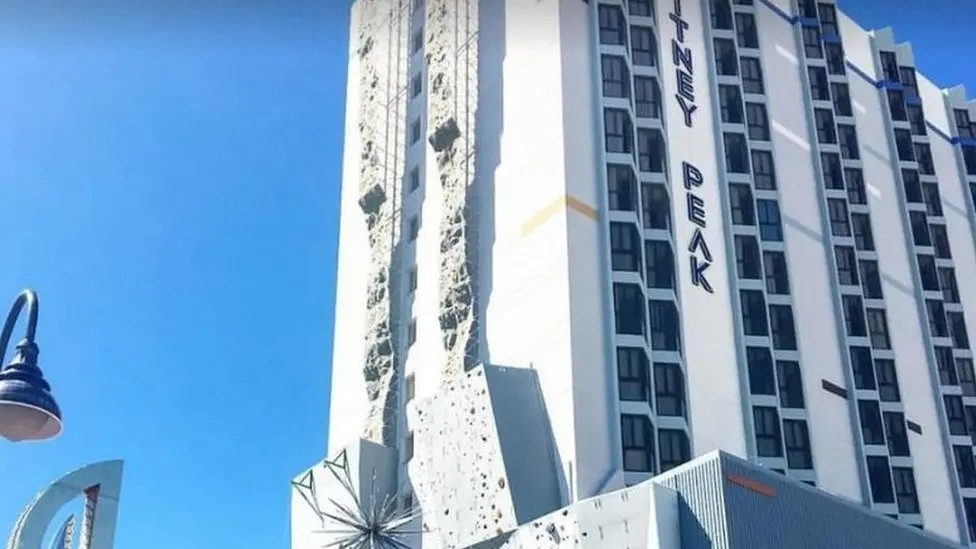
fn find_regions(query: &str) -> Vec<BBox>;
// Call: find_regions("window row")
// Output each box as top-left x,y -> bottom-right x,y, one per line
609,224 -> 678,289
739,291 -> 798,350
857,399 -> 911,457
607,166 -> 672,231
613,284 -> 682,351
733,235 -> 790,294
753,407 -> 814,469
728,185 -> 784,240
617,347 -> 686,417
866,455 -> 920,514
597,7 -> 657,66
746,346 -> 805,408
848,346 -> 902,401
603,110 -> 666,172
621,415 -> 690,473
833,246 -> 883,298
714,41 -> 765,93
601,56 -> 663,119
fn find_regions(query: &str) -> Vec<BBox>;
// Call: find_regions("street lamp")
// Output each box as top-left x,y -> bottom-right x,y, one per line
0,289 -> 62,442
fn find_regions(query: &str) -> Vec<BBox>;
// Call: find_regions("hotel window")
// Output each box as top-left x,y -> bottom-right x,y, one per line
902,169 -> 923,202
876,359 -> 900,402
638,129 -> 665,172
714,39 -> 738,76
825,43 -> 846,74
887,89 -> 907,121
966,150 -> 976,176
798,0 -> 817,18
940,267 -> 961,303
884,412 -> 910,457
729,184 -> 755,225
866,308 -> 891,349
746,103 -> 770,140
411,72 -> 423,98
740,290 -> 769,336
908,105 -> 926,135
838,125 -> 859,159
879,51 -> 899,82
915,143 -> 935,174
404,374 -> 415,403
932,225 -> 952,259
835,246 -> 859,285
827,199 -> 851,236
770,305 -> 798,351
818,3 -> 839,35
642,183 -> 670,229
655,363 -> 685,417
831,82 -> 852,116
412,29 -> 424,54
409,266 -> 418,292
763,251 -> 789,295
756,199 -> 783,241
645,241 -> 675,289
958,358 -> 976,396
630,0 -> 653,17
659,429 -> 691,472
725,133 -> 751,173
917,254 -> 940,291
947,395 -> 969,435
751,150 -> 776,190
735,13 -> 759,48
409,167 -> 420,192
601,55 -> 630,98
949,312 -> 971,349
935,346 -> 956,384
843,295 -> 867,337
821,152 -> 844,189
754,406 -> 783,457
900,66 -> 918,96
968,407 -> 976,441
631,26 -> 657,66
610,222 -> 642,272
617,347 -> 649,401
710,0 -> 733,29
777,361 -> 805,409
892,468 -> 920,514
719,85 -> 744,123
409,216 -> 420,241
740,57 -> 765,94
859,260 -> 883,299
649,300 -> 681,351
867,456 -> 895,504
405,432 -> 414,460
955,446 -> 976,488
411,119 -> 422,144
845,168 -> 866,204
814,109 -> 836,143
808,67 -> 830,100
408,318 -> 417,345
604,109 -> 633,153
783,419 -> 813,469
923,182 -> 944,216
613,283 -> 645,336
894,129 -> 915,161
598,5 -> 627,45
621,414 -> 655,472
956,109 -> 974,138
735,235 -> 762,279
802,26 -> 822,58
608,164 -> 637,212
634,76 -> 661,118
929,303 -> 950,339
747,346 -> 776,395
850,347 -> 876,390
851,213 -> 874,251
909,212 -> 931,246
966,499 -> 976,543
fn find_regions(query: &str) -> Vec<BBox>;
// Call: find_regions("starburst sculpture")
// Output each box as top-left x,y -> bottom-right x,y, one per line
291,450 -> 424,549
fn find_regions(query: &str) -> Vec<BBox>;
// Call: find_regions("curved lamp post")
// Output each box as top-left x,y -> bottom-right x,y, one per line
0,289 -> 62,442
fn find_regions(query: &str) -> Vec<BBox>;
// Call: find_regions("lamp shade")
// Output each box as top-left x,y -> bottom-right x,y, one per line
0,344 -> 62,442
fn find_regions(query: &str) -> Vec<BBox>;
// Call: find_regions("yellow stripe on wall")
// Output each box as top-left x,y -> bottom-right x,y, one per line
520,195 -> 599,237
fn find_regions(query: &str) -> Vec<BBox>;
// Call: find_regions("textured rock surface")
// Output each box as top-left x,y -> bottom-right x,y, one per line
426,0 -> 480,381
356,0 -> 409,445
408,365 -> 562,548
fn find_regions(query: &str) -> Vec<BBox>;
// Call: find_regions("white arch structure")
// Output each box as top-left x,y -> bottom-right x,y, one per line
6,460 -> 124,549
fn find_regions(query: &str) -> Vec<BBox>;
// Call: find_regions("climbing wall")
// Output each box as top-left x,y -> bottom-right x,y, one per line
425,0 -> 481,381
356,0 -> 410,446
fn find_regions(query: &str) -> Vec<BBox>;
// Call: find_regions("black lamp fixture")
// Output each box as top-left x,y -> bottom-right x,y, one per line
0,289 -> 62,442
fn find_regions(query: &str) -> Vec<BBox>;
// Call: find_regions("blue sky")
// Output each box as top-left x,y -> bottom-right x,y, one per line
0,1 -> 972,548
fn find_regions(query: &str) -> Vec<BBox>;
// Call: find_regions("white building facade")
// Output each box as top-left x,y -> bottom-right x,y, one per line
317,0 -> 976,545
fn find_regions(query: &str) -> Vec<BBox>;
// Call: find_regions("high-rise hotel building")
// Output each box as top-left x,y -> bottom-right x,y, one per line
325,0 -> 976,544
